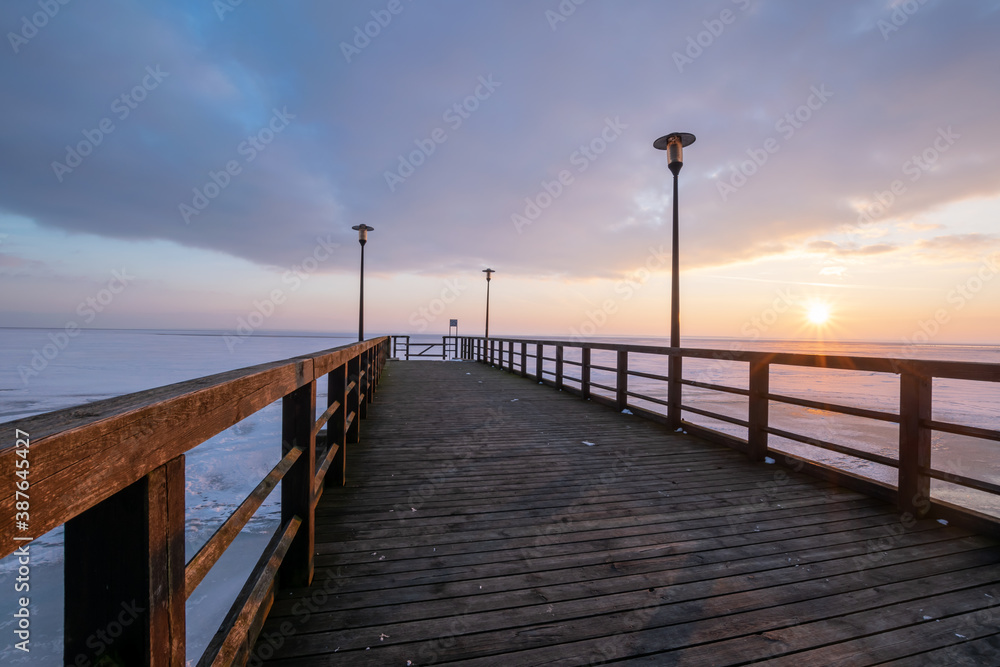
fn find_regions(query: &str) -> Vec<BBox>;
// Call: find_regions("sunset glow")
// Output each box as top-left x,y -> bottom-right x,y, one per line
0,3 -> 998,344
806,303 -> 832,327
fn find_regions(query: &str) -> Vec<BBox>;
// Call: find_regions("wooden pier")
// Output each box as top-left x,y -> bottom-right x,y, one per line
3,336 -> 1000,665
253,358 -> 1000,665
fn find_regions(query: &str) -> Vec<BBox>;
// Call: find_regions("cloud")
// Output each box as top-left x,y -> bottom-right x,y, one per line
806,240 -> 899,256
0,0 -> 998,284
912,233 -> 1000,260
0,253 -> 45,272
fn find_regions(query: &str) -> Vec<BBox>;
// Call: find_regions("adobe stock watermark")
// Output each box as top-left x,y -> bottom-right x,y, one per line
876,0 -> 931,41
179,107 -> 295,224
511,116 -> 627,234
704,286 -> 799,377
854,126 -> 959,227
7,0 -> 72,54
568,245 -> 669,340
716,84 -> 833,202
51,66 -> 169,182
384,75 -> 501,192
223,236 -> 339,351
340,0 -> 413,63
408,278 -> 467,333
544,0 -> 586,31
243,565 -> 348,665
212,0 -> 246,21
17,268 -> 135,385
672,0 -> 752,73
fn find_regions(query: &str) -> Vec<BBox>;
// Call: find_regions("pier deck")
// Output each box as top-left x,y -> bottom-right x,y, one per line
256,360 -> 1000,665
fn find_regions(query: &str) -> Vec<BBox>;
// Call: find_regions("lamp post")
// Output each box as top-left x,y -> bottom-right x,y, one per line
482,268 -> 495,338
653,131 -> 695,428
351,224 -> 374,342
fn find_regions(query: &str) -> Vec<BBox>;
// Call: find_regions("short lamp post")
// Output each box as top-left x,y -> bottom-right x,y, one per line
351,224 -> 374,342
653,131 -> 695,428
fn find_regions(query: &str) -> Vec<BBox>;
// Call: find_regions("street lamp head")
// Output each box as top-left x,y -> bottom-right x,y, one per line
654,132 -> 696,176
482,268 -> 495,282
351,224 -> 374,246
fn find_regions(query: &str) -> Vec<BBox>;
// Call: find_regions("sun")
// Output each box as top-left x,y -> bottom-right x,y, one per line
806,302 -> 832,326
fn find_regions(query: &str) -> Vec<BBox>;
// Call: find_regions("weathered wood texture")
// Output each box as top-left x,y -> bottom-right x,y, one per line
469,335 -> 1000,529
252,361 -> 1000,665
0,338 -> 388,557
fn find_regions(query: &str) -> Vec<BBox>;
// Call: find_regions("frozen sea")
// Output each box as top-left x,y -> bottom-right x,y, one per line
0,328 -> 998,664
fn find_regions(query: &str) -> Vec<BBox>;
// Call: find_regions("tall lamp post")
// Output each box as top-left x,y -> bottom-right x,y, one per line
653,131 -> 695,428
351,224 -> 374,342
482,268 -> 495,338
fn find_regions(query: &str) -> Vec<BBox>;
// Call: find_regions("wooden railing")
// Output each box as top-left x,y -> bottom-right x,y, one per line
390,335 -> 461,360
460,335 -> 1000,534
0,337 -> 388,666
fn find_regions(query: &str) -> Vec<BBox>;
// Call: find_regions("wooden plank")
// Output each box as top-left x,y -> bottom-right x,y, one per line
629,368 -> 671,383
899,370 -> 932,517
682,377 -> 749,396
311,400 -> 341,439
280,381 -> 316,588
616,350 -> 628,411
766,424 -> 899,468
327,362 -> 348,488
197,517 -> 301,667
64,456 -> 186,666
186,447 -> 302,598
458,336 -> 1000,380
251,361 -> 1000,665
668,352 -> 682,428
682,402 -> 749,428
927,417 -> 1000,442
768,390 -> 899,423
0,338 -> 387,558
747,359 -> 769,461
315,443 -> 340,494
149,456 -> 186,667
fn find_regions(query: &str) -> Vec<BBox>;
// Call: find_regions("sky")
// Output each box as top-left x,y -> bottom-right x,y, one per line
1,0 -> 999,344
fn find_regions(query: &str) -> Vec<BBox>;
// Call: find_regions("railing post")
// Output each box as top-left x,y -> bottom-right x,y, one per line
581,347 -> 591,399
617,350 -> 628,411
507,341 -> 514,372
520,342 -> 527,377
367,348 -> 376,401
668,352 -> 682,428
280,376 -> 316,588
405,335 -> 411,360
328,362 -> 348,487
442,336 -> 447,360
347,354 -> 361,444
490,339 -> 496,367
899,370 -> 932,517
747,359 -> 770,462
64,455 -> 186,666
556,345 -> 564,390
535,343 -> 543,382
358,349 -> 369,419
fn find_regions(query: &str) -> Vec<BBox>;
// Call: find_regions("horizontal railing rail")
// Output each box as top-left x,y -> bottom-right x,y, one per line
460,335 -> 1000,535
390,335 -> 462,360
1,337 -> 389,666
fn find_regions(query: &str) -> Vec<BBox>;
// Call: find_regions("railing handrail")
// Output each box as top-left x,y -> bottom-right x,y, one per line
0,336 -> 388,552
460,334 -> 1000,538
457,335 -> 1000,381
1,336 -> 389,665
